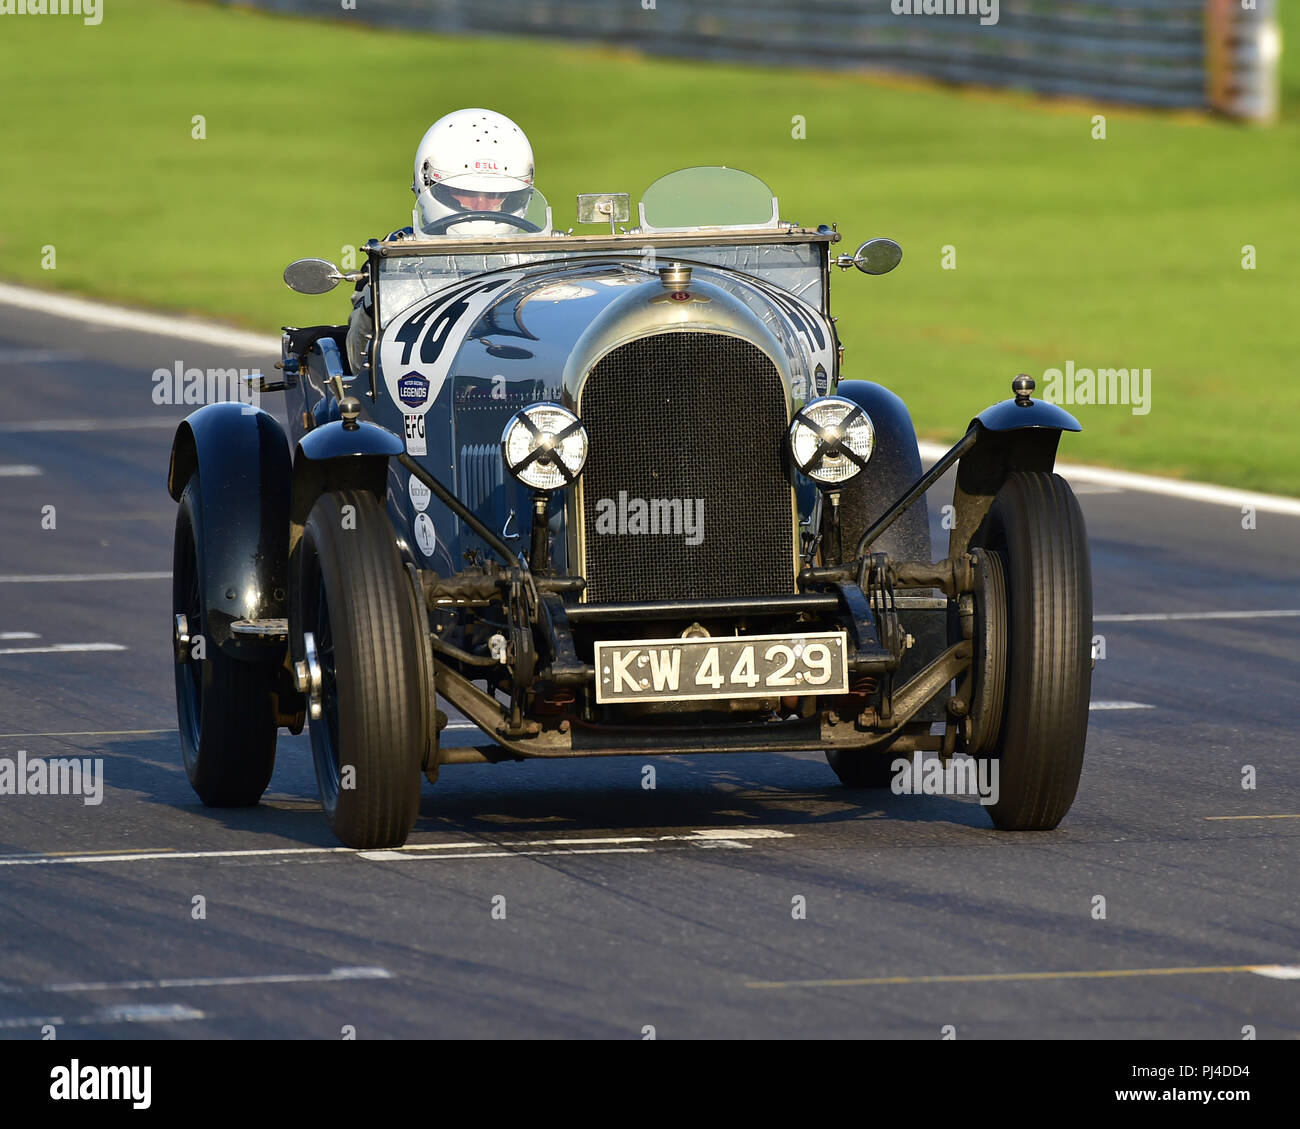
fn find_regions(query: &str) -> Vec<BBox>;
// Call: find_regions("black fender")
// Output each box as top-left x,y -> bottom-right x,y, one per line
975,397 -> 1081,434
167,403 -> 292,658
833,380 -> 931,562
288,418 -> 407,663
947,397 -> 1082,558
290,419 -> 403,528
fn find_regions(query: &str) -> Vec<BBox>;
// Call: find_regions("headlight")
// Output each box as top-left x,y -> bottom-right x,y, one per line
500,403 -> 589,491
788,396 -> 874,486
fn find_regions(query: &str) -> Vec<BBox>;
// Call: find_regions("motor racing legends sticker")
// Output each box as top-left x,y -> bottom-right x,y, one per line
412,512 -> 438,557
403,411 -> 427,455
397,371 -> 430,407
380,273 -> 523,409
408,472 -> 432,511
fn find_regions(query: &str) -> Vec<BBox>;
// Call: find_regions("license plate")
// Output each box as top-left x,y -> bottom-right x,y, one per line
594,632 -> 849,704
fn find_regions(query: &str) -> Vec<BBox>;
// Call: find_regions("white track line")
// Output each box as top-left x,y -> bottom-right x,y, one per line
0,828 -> 792,868
0,571 -> 170,583
363,846 -> 660,862
1250,965 -> 1300,980
0,1003 -> 205,1029
0,465 -> 42,477
0,966 -> 391,996
0,846 -> 355,867
0,281 -> 278,354
362,843 -> 754,862
917,440 -> 1300,516
0,632 -> 39,640
1205,814 -> 1300,821
0,282 -> 1293,513
748,962 -> 1300,990
359,827 -> 789,862
0,643 -> 126,656
1089,701 -> 1155,711
1095,609 -> 1300,623
0,417 -> 180,433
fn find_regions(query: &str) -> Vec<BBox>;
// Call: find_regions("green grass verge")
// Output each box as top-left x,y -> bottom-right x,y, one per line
1,0 -> 1297,492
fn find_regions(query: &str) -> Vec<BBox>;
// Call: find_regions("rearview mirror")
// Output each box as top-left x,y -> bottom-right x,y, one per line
284,258 -> 345,294
576,193 -> 631,232
852,238 -> 903,276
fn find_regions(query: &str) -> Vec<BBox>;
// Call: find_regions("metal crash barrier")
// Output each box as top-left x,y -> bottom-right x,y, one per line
233,0 -> 1282,122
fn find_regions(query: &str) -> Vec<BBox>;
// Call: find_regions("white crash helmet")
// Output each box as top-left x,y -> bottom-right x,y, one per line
412,109 -> 535,236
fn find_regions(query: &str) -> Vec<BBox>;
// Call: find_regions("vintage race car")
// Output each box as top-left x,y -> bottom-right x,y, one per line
167,167 -> 1092,848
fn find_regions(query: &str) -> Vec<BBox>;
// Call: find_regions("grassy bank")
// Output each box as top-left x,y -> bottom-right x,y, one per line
0,0 -> 1296,491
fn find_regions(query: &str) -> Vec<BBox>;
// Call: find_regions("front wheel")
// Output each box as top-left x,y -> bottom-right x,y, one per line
980,471 -> 1092,831
297,488 -> 424,849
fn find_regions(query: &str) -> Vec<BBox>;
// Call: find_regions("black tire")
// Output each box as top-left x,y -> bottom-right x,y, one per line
172,476 -> 279,806
825,747 -> 899,789
298,488 -> 423,849
980,471 -> 1092,830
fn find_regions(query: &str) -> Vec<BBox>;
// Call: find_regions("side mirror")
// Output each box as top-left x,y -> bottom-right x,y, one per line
850,238 -> 903,276
283,258 -> 347,294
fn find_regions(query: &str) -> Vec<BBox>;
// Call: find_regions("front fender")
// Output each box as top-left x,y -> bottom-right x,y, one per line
975,397 -> 1081,433
290,419 -> 403,537
947,400 -> 1082,558
296,418 -> 403,463
167,403 -> 291,656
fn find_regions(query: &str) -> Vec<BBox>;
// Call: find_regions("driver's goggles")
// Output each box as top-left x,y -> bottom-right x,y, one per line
430,183 -> 532,213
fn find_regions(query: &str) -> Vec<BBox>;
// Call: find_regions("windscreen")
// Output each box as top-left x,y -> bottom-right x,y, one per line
639,167 -> 779,232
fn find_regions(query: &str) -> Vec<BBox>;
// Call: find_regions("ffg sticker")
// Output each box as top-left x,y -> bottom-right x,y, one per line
403,412 -> 427,456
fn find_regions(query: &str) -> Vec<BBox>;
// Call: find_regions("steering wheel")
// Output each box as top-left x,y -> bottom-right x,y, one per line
424,211 -> 542,236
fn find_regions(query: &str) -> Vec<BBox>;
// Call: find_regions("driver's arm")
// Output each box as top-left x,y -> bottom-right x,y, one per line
345,227 -> 413,374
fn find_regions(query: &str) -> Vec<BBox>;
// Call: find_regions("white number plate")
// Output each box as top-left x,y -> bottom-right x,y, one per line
594,632 -> 849,704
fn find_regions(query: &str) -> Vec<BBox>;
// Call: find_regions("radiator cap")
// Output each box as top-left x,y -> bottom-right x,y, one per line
659,262 -> 692,290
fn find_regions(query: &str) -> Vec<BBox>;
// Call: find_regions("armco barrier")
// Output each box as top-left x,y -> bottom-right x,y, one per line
231,0 -> 1282,122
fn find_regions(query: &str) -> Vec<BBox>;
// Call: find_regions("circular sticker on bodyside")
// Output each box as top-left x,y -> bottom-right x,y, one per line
408,473 -> 431,512
413,512 -> 437,558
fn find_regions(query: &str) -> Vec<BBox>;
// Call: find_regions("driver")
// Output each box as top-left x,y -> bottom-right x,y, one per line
345,108 -> 535,372
412,108 -> 536,236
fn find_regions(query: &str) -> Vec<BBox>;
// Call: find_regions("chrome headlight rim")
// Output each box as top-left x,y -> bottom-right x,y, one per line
788,395 -> 875,486
500,403 -> 589,492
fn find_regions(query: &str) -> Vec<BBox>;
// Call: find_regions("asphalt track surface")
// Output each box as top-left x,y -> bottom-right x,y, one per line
0,301 -> 1296,1040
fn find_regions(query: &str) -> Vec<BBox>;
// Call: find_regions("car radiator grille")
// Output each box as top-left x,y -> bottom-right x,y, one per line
579,332 -> 795,604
